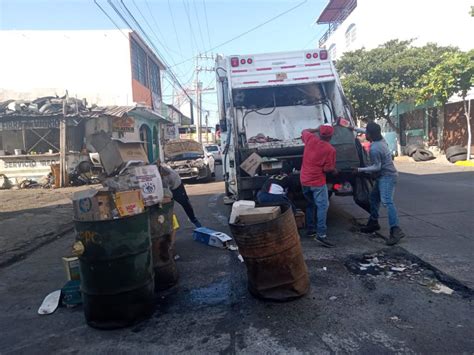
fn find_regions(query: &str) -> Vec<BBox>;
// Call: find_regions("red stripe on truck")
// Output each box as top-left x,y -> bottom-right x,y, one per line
305,63 -> 321,67
281,65 -> 296,69
318,74 -> 334,78
256,67 -> 272,71
232,69 -> 248,73
294,77 -> 309,80
243,81 -> 259,84
268,79 -> 284,83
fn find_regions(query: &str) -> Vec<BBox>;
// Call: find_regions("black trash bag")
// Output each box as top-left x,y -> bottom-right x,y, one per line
353,175 -> 374,213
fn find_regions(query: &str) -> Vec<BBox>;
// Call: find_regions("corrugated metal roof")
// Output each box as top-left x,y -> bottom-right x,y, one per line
91,106 -> 135,118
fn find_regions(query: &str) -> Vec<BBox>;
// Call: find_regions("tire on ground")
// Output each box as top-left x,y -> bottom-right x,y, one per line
448,153 -> 468,163
412,149 -> 435,162
405,144 -> 421,157
445,145 -> 467,160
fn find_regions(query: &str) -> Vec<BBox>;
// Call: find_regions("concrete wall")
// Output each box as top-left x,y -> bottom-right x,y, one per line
0,30 -> 134,106
322,0 -> 474,59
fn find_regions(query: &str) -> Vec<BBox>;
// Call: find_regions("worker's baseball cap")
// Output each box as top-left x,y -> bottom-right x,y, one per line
319,124 -> 334,138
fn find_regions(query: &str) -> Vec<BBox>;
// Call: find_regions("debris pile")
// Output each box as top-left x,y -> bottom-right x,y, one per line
345,251 -> 456,295
0,96 -> 89,116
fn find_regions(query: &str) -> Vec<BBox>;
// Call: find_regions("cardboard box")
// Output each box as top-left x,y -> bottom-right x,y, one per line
72,189 -> 115,221
62,256 -> 81,281
240,152 -> 263,176
90,131 -> 149,176
238,206 -> 281,224
104,165 -> 163,206
114,190 -> 145,217
193,227 -> 233,248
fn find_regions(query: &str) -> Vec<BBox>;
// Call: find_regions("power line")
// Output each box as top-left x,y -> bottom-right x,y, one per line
171,0 -> 308,68
183,0 -> 199,54
192,0 -> 207,51
94,0 -> 130,41
202,0 -> 212,49
167,0 -> 184,59
107,0 -> 194,103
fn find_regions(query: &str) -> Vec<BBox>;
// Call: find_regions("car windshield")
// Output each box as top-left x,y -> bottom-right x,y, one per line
167,152 -> 204,161
206,145 -> 219,152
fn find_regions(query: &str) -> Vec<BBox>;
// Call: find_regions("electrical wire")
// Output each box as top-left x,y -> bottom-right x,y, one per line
192,0 -> 207,52
183,0 -> 200,54
94,0 -> 131,41
167,0 -> 184,59
202,0 -> 212,49
171,0 -> 308,68
106,0 -> 194,105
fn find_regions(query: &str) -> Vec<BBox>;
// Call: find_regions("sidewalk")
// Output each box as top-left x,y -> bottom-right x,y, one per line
0,187 -> 91,267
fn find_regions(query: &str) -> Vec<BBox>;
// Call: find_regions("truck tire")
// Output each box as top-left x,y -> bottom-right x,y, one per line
446,146 -> 467,160
449,153 -> 468,163
412,149 -> 435,162
405,144 -> 421,157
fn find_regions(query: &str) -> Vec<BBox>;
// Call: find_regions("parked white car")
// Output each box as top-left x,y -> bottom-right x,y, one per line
204,144 -> 222,163
164,139 -> 215,182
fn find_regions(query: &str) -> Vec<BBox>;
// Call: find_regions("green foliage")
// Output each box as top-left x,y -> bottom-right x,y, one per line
417,50 -> 474,106
336,40 -> 459,124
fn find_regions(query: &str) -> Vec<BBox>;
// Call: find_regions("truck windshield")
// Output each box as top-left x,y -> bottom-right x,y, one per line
232,83 -> 325,109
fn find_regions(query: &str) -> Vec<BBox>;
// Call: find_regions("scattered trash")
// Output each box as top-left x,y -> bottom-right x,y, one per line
237,254 -> 244,263
174,254 -> 180,261
390,316 -> 400,322
429,283 -> 454,295
227,244 -> 239,251
62,256 -> 81,281
322,267 -> 327,271
346,251 -> 458,296
193,227 -> 233,248
61,280 -> 82,307
329,296 -> 337,301
38,290 -> 61,315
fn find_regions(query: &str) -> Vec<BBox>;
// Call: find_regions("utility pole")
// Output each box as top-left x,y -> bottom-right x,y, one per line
194,53 -> 216,144
60,98 -> 67,187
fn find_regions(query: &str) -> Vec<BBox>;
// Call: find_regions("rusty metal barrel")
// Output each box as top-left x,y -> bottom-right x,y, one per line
149,201 -> 179,290
229,204 -> 310,301
74,212 -> 154,329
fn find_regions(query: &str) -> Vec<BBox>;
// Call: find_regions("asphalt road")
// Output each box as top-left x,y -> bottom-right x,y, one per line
0,163 -> 473,353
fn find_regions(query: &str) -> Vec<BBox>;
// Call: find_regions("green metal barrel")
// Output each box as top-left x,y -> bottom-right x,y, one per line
74,211 -> 154,329
149,201 -> 179,290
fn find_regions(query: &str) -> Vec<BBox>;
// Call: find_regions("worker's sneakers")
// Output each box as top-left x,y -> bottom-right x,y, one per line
386,226 -> 406,246
360,218 -> 381,233
314,235 -> 335,248
192,219 -> 202,228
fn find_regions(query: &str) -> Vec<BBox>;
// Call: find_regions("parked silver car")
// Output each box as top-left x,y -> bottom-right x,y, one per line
204,144 -> 222,163
164,139 -> 215,181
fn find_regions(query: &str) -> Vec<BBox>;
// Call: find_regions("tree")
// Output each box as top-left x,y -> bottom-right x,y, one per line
337,40 -> 458,151
417,50 -> 474,160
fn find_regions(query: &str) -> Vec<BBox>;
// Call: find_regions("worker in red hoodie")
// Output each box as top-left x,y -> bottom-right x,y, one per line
301,124 -> 337,247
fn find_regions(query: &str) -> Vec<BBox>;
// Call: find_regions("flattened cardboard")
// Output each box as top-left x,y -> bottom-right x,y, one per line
90,131 -> 149,175
240,152 -> 263,176
114,190 -> 144,217
72,189 -> 115,221
238,206 -> 281,224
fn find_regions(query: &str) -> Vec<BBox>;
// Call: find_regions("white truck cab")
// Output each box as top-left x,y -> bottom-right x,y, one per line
215,49 -> 367,206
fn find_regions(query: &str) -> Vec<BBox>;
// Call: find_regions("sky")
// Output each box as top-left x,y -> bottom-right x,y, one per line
0,0 -> 329,125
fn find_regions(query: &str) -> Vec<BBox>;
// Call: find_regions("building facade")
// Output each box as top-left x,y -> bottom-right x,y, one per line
316,0 -> 474,60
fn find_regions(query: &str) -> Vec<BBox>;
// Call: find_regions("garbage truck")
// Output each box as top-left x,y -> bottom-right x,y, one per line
215,49 -> 370,209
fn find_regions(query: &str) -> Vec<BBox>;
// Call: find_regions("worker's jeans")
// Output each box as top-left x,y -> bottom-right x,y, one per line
256,191 -> 296,213
303,184 -> 329,236
171,183 -> 198,223
369,175 -> 399,228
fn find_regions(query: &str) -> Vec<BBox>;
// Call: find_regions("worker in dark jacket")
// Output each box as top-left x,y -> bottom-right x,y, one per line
354,122 -> 405,245
256,163 -> 296,212
158,163 -> 202,228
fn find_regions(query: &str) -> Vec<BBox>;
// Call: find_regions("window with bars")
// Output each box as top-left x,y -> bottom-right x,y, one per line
131,38 -> 148,87
149,59 -> 161,96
